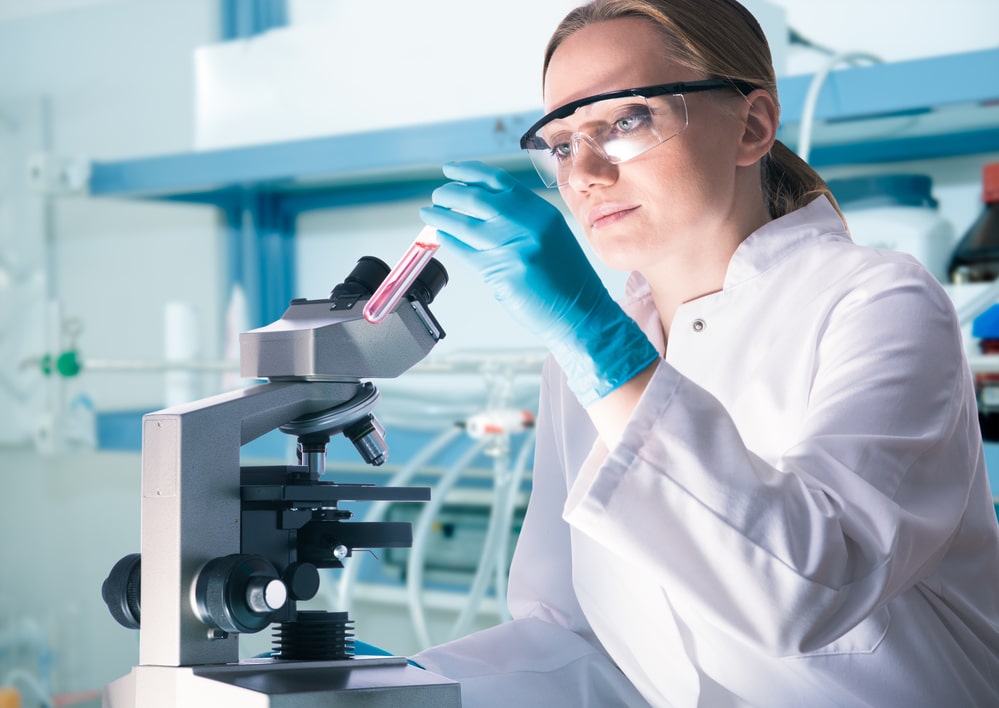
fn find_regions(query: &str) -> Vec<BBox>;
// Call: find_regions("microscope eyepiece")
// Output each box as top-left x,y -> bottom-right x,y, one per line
329,256 -> 391,301
330,255 -> 447,310
408,257 -> 448,306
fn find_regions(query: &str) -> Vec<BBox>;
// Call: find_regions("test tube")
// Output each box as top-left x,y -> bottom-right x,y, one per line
363,226 -> 440,324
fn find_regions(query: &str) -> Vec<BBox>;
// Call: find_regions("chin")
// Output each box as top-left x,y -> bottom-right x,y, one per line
592,247 -> 646,273
588,234 -> 650,273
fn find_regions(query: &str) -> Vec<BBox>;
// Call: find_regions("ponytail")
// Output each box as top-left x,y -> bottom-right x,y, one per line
763,140 -> 842,219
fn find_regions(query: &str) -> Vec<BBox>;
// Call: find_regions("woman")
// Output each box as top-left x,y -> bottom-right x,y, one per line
414,1 -> 999,705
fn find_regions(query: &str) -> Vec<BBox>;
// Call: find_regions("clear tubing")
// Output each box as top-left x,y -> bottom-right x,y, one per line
407,437 -> 491,649
332,424 -> 464,612
446,428 -> 535,639
363,226 -> 440,324
492,429 -> 536,624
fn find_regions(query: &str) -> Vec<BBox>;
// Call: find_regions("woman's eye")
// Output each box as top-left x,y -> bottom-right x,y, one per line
549,139 -> 573,161
612,106 -> 653,134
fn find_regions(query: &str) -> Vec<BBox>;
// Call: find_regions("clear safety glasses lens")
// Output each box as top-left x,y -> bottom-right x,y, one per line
524,93 -> 689,188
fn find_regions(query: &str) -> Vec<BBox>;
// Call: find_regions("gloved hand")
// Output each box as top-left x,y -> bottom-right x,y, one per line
420,160 -> 659,406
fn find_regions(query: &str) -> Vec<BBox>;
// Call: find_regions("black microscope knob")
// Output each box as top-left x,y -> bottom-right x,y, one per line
102,553 -> 142,630
193,554 -> 287,634
283,562 -> 321,601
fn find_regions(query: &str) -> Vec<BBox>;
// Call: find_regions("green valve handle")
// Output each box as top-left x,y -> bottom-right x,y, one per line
57,350 -> 81,377
39,350 -> 81,377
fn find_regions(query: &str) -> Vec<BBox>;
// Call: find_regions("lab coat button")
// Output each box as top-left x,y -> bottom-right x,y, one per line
692,319 -> 706,332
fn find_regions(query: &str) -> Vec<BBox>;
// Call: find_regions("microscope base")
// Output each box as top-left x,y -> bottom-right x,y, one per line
103,656 -> 461,707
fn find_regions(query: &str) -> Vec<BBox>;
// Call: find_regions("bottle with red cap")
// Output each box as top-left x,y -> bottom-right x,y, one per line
959,162 -> 999,440
949,161 -> 999,282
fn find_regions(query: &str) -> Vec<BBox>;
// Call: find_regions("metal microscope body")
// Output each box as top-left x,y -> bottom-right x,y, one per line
102,257 -> 462,706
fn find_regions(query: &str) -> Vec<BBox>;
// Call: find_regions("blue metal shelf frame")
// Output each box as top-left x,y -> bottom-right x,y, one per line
89,113 -> 538,202
221,0 -> 288,41
86,48 -> 999,325
89,48 -> 999,202
778,48 -> 999,125
221,191 -> 296,327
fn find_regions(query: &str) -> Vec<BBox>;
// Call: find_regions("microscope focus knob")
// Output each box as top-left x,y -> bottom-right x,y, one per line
194,554 -> 284,634
246,577 -> 288,613
102,553 -> 142,630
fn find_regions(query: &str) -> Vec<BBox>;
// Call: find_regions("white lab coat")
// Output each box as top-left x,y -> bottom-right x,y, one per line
414,196 -> 999,707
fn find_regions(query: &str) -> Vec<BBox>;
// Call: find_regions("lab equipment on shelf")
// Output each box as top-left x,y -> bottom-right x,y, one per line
826,174 -> 955,283
100,255 -> 460,707
949,161 -> 999,283
972,305 -> 999,442
404,425 -> 535,649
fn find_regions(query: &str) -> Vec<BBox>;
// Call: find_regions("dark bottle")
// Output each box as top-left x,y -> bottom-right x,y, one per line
949,162 -> 999,283
973,306 -> 999,442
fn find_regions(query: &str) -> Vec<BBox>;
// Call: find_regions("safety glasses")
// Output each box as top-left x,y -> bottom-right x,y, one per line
520,79 -> 757,187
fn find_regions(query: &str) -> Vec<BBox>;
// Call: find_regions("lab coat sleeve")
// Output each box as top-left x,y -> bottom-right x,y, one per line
563,260 -> 980,657
411,617 -> 652,708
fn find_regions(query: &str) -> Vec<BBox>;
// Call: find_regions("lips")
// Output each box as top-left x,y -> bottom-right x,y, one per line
587,203 -> 639,229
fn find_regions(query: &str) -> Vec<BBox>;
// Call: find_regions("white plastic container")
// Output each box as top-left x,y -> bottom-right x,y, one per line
828,174 -> 956,283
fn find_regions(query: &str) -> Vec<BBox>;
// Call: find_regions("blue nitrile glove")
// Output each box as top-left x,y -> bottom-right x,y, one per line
420,160 -> 659,406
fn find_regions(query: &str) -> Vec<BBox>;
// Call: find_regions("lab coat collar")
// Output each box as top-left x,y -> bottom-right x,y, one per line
623,195 -> 850,304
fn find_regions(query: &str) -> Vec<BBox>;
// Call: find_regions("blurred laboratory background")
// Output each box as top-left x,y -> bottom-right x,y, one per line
1,0 -> 998,705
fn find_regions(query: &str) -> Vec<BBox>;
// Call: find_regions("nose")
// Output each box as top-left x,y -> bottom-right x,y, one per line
564,133 -> 617,191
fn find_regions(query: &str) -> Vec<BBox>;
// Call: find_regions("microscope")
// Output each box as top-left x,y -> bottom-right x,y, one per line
101,256 -> 462,707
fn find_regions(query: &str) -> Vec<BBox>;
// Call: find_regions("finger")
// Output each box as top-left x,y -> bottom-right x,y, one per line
432,228 -> 481,260
419,205 -> 501,252
431,182 -> 504,222
442,160 -> 520,192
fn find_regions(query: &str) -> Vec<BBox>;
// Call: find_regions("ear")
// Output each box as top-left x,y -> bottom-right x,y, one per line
736,89 -> 778,167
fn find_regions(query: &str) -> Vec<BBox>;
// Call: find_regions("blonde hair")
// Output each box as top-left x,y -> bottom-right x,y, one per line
543,0 -> 838,219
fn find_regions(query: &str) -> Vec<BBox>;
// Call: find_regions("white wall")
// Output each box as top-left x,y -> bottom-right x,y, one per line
775,0 -> 999,73
196,0 -> 583,149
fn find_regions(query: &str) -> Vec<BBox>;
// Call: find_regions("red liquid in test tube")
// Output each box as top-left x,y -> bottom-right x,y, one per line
363,226 -> 440,324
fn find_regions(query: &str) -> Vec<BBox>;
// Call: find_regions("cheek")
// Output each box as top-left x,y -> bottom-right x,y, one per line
646,141 -> 736,224
631,158 -> 708,231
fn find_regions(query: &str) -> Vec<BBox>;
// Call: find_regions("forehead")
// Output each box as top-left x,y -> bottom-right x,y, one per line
543,17 -> 692,112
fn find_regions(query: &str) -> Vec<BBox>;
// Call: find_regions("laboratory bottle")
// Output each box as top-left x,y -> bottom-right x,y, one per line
972,304 -> 999,442
826,174 -> 954,282
948,161 -> 999,283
